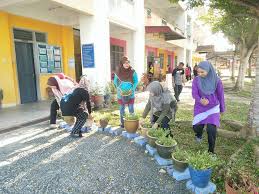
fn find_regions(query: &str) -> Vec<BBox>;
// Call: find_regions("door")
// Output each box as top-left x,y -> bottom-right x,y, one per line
15,41 -> 37,103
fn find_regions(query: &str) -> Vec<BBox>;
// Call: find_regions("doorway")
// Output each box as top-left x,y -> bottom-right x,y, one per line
73,29 -> 82,82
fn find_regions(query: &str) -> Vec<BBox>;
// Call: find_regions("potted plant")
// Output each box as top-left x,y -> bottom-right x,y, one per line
124,113 -> 139,133
90,84 -> 104,108
188,151 -> 219,188
172,149 -> 189,172
146,128 -> 165,148
140,118 -> 152,137
155,135 -> 177,159
98,113 -> 111,129
108,82 -> 117,103
225,167 -> 257,194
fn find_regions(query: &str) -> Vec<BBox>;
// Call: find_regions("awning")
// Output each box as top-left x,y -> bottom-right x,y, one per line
145,26 -> 186,41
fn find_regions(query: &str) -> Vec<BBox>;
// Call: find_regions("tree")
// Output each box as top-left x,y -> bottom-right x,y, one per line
201,10 -> 258,90
169,0 -> 259,136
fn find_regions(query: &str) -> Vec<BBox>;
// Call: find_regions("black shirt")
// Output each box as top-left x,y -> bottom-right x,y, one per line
60,88 -> 91,116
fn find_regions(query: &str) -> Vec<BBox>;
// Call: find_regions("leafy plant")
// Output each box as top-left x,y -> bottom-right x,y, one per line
124,113 -> 139,120
172,149 -> 189,162
156,135 -> 177,147
108,82 -> 117,94
98,113 -> 111,121
147,128 -> 166,138
188,151 -> 220,170
90,83 -> 104,96
141,118 -> 152,128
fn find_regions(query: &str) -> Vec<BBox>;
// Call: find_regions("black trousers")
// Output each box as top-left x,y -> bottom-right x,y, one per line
174,85 -> 183,101
153,115 -> 170,129
193,124 -> 217,153
71,111 -> 88,134
50,99 -> 59,124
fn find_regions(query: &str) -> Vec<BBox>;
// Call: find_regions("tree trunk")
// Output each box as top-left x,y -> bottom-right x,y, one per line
231,57 -> 235,81
248,56 -> 252,77
235,51 -> 249,91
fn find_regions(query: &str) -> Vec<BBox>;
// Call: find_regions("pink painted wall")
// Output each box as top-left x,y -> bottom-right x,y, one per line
110,37 -> 127,55
145,45 -> 158,56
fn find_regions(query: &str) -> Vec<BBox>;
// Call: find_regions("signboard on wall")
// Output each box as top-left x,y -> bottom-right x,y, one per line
82,44 -> 95,68
38,44 -> 62,73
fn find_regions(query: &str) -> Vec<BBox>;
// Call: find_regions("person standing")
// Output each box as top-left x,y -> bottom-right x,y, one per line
172,62 -> 185,102
192,61 -> 225,154
193,63 -> 198,77
185,64 -> 192,81
114,56 -> 138,128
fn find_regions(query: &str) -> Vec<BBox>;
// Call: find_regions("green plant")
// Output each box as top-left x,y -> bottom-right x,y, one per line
124,113 -> 139,120
188,151 -> 220,170
141,118 -> 152,128
108,82 -> 117,94
173,149 -> 189,162
157,135 -> 177,147
98,113 -> 111,121
147,128 -> 165,138
90,83 -> 104,96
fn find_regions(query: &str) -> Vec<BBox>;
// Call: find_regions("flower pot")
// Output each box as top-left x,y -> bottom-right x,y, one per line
124,119 -> 139,133
92,95 -> 104,108
225,181 -> 255,194
139,125 -> 149,137
189,166 -> 212,188
155,141 -> 177,159
146,132 -> 158,148
172,155 -> 188,172
99,119 -> 108,128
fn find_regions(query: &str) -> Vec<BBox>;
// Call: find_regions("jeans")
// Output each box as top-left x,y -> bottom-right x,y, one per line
193,124 -> 217,153
174,85 -> 183,101
153,115 -> 170,129
120,103 -> 134,127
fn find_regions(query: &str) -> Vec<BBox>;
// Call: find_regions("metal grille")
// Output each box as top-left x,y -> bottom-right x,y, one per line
13,29 -> 33,41
35,32 -> 47,43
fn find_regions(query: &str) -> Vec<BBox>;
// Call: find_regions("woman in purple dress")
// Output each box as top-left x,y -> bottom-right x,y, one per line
192,61 -> 225,153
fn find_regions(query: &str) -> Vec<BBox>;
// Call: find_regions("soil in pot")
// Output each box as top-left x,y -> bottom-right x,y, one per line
155,141 -> 177,159
172,155 -> 188,172
189,166 -> 212,188
124,120 -> 139,133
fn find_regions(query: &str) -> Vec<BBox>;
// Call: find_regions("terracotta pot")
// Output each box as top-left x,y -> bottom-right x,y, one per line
225,181 -> 255,194
155,141 -> 177,159
146,132 -> 158,148
92,95 -> 104,107
172,155 -> 188,172
139,125 -> 149,137
124,119 -> 139,133
99,119 -> 108,128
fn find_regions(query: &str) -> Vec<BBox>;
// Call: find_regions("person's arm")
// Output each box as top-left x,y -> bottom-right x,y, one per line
142,99 -> 151,118
155,104 -> 170,124
81,89 -> 92,114
216,79 -> 225,113
172,69 -> 176,85
192,78 -> 202,102
132,71 -> 138,91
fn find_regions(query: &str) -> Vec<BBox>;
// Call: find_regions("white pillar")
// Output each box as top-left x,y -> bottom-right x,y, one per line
79,0 -> 110,88
132,0 -> 145,77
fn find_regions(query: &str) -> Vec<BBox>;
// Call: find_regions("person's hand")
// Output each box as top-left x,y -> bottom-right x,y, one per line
88,114 -> 93,120
200,98 -> 209,106
152,123 -> 159,129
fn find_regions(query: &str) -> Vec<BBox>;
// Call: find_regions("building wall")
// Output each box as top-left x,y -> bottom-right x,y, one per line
0,11 -> 75,106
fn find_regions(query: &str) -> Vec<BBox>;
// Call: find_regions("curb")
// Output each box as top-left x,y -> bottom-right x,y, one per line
0,116 -> 49,134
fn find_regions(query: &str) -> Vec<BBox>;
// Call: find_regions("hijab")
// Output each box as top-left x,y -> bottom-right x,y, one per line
116,56 -> 135,82
197,61 -> 219,95
79,75 -> 90,91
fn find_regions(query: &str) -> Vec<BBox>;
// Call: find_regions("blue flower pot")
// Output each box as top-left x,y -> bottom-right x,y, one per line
189,166 -> 212,188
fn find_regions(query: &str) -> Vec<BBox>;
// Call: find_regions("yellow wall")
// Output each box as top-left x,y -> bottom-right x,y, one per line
0,11 -> 75,106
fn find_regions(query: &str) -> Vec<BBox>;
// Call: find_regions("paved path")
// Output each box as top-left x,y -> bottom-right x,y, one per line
0,122 -> 191,194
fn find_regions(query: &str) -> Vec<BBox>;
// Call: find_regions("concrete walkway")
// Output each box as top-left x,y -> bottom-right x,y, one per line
0,101 -> 51,133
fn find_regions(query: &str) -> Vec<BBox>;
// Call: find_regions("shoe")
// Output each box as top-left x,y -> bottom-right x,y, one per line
79,132 -> 83,138
49,124 -> 58,129
195,137 -> 202,143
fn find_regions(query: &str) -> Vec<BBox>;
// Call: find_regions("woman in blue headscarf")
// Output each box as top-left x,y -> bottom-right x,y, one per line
192,61 -> 225,154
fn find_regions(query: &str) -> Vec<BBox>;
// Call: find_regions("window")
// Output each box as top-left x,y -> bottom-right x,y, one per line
159,53 -> 164,69
162,18 -> 167,25
147,8 -> 151,18
35,32 -> 47,43
110,45 -> 124,73
13,29 -> 33,41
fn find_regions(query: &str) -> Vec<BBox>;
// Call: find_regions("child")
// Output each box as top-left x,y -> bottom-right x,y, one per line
192,61 -> 225,154
114,56 -> 138,128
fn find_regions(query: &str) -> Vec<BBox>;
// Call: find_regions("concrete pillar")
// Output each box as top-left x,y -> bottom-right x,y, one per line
132,0 -> 145,77
79,0 -> 110,88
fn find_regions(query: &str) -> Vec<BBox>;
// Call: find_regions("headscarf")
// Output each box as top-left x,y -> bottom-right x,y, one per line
147,81 -> 174,117
116,56 -> 135,82
79,75 -> 90,91
197,61 -> 219,95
